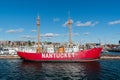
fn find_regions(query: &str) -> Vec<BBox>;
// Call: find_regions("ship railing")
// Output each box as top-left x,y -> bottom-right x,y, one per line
18,46 -> 36,53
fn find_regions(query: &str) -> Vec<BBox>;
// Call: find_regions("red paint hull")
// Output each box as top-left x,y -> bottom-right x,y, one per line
17,48 -> 102,62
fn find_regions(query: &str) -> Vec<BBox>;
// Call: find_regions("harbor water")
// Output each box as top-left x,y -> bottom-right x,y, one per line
0,52 -> 120,80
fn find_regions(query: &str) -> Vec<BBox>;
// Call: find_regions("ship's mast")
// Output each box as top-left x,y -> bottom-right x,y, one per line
36,15 -> 42,53
67,13 -> 73,48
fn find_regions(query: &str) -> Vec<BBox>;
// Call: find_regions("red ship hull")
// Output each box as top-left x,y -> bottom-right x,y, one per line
17,48 -> 102,62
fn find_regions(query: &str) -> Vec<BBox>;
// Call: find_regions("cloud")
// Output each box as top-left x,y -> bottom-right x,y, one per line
41,33 -> 60,37
31,30 -> 36,32
117,32 -> 120,34
21,33 -> 60,39
75,21 -> 98,27
0,28 -> 3,32
53,18 -> 60,22
21,35 -> 36,39
73,33 -> 80,36
61,33 -> 80,36
63,19 -> 73,27
84,32 -> 90,35
6,28 -> 24,33
108,20 -> 120,25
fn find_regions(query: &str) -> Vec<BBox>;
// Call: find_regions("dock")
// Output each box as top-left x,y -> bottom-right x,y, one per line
0,54 -> 120,60
100,54 -> 120,59
0,55 -> 20,59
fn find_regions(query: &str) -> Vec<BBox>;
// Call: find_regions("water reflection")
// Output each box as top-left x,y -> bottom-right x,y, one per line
82,62 -> 101,80
21,61 -> 42,70
1,59 -> 120,80
20,61 -> 100,80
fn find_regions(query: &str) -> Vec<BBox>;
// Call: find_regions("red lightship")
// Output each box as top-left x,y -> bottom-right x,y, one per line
17,15 -> 102,62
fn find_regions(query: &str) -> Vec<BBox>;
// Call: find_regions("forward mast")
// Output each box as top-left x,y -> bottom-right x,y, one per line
36,16 -> 42,53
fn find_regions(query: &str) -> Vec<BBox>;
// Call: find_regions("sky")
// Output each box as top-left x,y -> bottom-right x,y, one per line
0,0 -> 120,44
